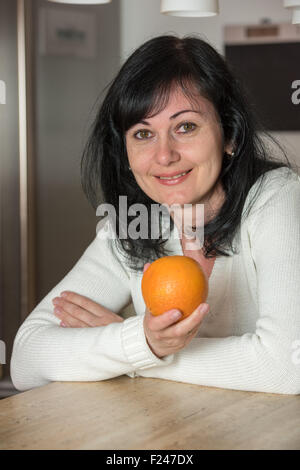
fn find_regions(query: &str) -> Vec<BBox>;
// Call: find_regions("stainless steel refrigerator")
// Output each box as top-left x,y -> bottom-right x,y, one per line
0,0 -> 120,397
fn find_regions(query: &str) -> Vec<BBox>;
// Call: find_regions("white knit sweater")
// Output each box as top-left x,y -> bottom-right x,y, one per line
10,167 -> 300,394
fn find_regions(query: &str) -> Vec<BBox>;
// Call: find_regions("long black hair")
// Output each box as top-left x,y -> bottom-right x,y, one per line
81,34 -> 296,273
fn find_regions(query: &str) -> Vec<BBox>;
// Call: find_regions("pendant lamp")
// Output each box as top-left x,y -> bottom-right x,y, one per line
283,0 -> 300,24
161,0 -> 219,17
47,0 -> 111,4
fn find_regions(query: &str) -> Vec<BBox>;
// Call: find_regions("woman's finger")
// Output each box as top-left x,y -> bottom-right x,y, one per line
145,307 -> 183,332
169,304 -> 209,337
143,263 -> 151,273
152,303 -> 209,339
186,324 -> 199,338
54,308 -> 88,328
57,291 -> 108,318
52,296 -> 124,327
53,300 -> 98,327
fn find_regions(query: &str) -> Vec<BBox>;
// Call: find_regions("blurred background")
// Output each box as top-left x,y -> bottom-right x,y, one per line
1,0 -> 299,398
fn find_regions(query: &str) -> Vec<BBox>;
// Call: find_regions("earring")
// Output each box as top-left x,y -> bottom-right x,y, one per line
226,151 -> 235,159
128,166 -> 132,171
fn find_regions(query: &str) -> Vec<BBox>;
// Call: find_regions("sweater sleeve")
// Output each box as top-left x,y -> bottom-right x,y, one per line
10,219 -> 173,392
135,175 -> 300,395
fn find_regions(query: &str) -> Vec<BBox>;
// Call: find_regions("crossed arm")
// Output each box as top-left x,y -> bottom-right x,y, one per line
51,262 -> 210,359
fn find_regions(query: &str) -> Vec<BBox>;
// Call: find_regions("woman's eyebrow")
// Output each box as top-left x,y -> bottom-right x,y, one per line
170,109 -> 203,120
138,109 -> 203,126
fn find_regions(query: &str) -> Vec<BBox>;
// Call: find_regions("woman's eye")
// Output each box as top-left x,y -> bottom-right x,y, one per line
178,122 -> 196,133
134,129 -> 152,140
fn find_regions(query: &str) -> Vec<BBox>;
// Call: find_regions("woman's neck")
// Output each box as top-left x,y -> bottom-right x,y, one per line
169,179 -> 225,232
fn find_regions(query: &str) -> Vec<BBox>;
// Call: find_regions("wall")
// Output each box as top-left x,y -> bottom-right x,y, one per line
34,0 -> 121,300
32,0 -> 300,301
119,0 -> 300,168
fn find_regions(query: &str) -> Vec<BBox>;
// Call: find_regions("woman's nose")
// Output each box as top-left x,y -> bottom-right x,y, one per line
154,135 -> 180,166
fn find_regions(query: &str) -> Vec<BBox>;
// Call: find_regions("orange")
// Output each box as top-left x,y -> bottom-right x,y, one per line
141,255 -> 208,319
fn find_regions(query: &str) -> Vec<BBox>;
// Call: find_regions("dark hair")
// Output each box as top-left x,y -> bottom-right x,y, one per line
81,34 -> 296,273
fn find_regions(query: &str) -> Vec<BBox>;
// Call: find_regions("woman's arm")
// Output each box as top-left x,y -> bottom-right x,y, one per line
135,176 -> 300,395
10,220 -> 173,391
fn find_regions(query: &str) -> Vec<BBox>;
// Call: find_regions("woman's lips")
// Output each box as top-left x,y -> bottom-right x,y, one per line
154,168 -> 193,185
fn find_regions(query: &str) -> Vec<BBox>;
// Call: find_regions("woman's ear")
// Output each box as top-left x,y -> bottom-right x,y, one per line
224,142 -> 234,156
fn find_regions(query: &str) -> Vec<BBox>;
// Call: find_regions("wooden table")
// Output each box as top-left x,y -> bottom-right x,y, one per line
0,376 -> 300,450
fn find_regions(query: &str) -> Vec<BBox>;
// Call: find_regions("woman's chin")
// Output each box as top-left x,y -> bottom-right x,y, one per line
160,195 -> 197,208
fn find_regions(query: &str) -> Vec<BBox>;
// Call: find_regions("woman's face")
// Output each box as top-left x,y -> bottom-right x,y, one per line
125,86 -> 231,211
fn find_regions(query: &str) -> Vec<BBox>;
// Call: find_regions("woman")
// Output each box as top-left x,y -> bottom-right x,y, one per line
11,35 -> 300,394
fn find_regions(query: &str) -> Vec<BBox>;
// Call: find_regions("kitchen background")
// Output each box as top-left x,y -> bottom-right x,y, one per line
1,0 -> 299,398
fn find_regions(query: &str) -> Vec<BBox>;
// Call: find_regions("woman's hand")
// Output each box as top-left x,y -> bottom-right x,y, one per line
52,291 -> 124,328
142,263 -> 210,358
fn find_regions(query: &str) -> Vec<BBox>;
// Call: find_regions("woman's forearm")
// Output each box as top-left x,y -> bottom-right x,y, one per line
136,333 -> 300,395
10,314 -> 173,391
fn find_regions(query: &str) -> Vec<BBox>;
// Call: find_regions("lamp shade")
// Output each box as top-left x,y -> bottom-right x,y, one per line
160,0 -> 219,17
283,1 -> 300,24
292,7 -> 300,22
283,0 -> 300,7
47,0 -> 111,4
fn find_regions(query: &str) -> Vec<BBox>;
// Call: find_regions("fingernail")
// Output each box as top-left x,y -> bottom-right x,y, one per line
198,304 -> 209,315
171,310 -> 182,320
60,292 -> 68,298
60,322 -> 67,327
143,263 -> 150,273
54,307 -> 62,315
